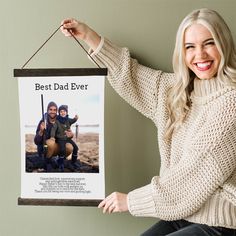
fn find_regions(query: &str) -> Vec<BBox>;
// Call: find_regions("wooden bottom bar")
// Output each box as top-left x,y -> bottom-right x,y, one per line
18,197 -> 101,206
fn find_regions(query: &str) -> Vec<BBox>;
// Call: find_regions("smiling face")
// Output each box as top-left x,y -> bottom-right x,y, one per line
184,23 -> 221,80
59,109 -> 67,117
47,106 -> 57,120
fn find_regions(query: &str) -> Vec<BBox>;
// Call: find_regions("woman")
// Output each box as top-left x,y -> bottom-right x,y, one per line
61,8 -> 236,236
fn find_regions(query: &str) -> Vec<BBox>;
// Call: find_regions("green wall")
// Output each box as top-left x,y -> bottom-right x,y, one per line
1,0 -> 235,235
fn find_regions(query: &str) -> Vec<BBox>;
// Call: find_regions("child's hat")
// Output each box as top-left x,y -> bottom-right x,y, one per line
59,105 -> 68,113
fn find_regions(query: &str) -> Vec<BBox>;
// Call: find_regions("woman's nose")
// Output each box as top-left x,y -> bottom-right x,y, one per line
195,46 -> 207,59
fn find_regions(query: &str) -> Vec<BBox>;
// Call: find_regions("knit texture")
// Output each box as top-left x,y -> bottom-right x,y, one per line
91,38 -> 236,229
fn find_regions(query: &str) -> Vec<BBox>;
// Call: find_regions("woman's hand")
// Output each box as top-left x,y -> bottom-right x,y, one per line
61,19 -> 88,39
98,192 -> 129,214
61,18 -> 101,51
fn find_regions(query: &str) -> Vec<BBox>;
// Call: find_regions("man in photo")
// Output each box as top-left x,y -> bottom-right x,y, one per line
34,101 -> 74,172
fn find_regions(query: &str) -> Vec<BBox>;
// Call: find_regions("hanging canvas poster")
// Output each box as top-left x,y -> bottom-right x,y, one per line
14,68 -> 107,206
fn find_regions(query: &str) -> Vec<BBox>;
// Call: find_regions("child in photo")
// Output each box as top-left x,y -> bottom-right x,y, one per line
50,105 -> 79,172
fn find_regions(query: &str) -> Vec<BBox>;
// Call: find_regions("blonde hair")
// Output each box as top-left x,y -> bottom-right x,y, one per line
165,8 -> 236,140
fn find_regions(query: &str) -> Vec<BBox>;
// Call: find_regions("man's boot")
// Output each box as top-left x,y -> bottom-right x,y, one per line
44,157 -> 53,172
68,155 -> 81,171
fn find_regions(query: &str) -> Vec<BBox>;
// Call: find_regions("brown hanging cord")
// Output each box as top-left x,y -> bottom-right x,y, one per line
21,24 -> 100,69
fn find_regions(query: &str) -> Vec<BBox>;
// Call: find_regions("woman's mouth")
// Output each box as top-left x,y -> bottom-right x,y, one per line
194,61 -> 213,71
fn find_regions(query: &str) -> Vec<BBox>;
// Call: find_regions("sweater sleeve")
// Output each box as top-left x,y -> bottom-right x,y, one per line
90,38 -> 174,120
127,102 -> 236,220
69,117 -> 77,125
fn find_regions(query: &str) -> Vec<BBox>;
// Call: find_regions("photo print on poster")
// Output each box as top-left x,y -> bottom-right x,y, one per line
15,69 -> 106,202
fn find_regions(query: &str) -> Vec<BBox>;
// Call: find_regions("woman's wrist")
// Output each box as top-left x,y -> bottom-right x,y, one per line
84,27 -> 101,51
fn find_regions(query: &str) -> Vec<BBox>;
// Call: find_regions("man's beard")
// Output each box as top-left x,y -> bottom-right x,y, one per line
48,114 -> 57,120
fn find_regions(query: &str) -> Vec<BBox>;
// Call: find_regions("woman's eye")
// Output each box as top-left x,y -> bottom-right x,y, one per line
205,41 -> 215,46
185,45 -> 194,50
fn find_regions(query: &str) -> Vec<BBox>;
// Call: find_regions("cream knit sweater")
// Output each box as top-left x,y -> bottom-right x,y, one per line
91,38 -> 236,229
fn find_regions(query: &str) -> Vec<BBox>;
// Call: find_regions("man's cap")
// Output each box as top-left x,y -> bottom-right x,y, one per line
47,101 -> 58,111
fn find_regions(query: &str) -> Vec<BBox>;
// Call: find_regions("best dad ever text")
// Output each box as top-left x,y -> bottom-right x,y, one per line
35,83 -> 88,91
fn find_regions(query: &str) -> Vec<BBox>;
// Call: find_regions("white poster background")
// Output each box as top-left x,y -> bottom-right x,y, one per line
18,75 -> 105,199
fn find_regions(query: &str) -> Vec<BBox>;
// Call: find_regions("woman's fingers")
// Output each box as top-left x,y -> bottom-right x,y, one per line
98,192 -> 128,214
60,18 -> 88,40
98,194 -> 113,213
60,18 -> 78,36
103,198 -> 114,214
60,18 -> 100,50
